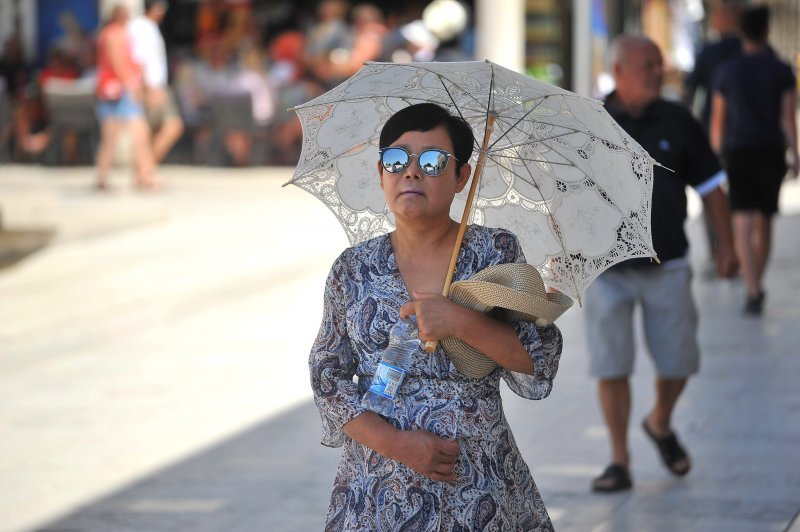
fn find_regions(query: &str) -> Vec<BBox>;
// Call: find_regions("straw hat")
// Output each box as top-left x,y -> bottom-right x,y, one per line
441,263 -> 573,379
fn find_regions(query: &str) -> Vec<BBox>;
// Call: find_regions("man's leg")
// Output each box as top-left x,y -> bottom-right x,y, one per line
591,377 -> 634,491
640,265 -> 697,476
751,212 -> 772,293
129,116 -> 157,188
599,377 -> 631,468
733,211 -> 759,299
151,115 -> 184,163
647,377 -> 686,432
642,377 -> 691,475
584,270 -> 636,491
147,89 -> 184,163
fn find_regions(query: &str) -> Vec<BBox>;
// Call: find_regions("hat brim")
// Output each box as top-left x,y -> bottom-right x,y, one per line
441,263 -> 573,379
449,263 -> 573,326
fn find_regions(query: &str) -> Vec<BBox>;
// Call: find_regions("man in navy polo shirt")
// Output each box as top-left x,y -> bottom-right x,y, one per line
586,35 -> 738,493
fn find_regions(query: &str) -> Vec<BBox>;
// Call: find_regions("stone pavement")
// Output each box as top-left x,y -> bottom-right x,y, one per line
1,165 -> 799,532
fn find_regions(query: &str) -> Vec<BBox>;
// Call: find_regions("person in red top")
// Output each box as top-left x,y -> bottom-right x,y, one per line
94,4 -> 158,191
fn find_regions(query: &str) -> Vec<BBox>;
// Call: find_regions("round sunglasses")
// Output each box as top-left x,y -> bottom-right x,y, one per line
379,147 -> 458,177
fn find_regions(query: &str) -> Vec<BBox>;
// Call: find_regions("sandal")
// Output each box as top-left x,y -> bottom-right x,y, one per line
642,419 -> 691,476
591,463 -> 632,492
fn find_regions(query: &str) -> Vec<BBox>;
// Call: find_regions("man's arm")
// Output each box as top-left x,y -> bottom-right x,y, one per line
701,186 -> 738,277
781,89 -> 798,178
709,92 -> 726,155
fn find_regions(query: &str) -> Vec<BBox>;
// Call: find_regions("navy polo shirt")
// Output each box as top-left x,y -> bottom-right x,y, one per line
713,50 -> 796,152
604,93 -> 723,267
684,34 -> 741,129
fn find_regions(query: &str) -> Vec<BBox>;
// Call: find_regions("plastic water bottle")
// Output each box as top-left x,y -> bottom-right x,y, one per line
361,316 -> 420,416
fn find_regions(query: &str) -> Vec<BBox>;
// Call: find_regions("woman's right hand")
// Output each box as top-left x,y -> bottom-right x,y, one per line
390,429 -> 460,483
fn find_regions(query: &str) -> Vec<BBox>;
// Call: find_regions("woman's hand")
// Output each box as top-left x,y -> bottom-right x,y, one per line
390,429 -> 460,483
400,291 -> 465,343
342,413 -> 459,483
401,290 -> 535,374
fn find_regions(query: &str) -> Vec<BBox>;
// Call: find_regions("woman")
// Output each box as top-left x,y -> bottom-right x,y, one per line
94,4 -> 157,190
310,103 -> 563,531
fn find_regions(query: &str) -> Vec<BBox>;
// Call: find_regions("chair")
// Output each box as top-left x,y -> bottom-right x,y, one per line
208,91 -> 254,132
41,79 -> 98,165
206,92 -> 270,166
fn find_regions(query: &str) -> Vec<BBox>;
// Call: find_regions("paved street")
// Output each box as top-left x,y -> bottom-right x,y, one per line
1,165 -> 799,532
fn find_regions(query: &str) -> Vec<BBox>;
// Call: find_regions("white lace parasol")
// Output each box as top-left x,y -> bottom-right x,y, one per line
286,60 -> 657,301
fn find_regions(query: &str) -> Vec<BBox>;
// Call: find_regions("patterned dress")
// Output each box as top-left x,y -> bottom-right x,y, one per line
310,225 -> 563,531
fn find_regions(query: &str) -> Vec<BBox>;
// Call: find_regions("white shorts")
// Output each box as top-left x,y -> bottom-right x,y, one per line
583,264 -> 700,379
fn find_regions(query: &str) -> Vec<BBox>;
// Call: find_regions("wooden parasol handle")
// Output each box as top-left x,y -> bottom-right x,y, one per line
425,113 -> 496,352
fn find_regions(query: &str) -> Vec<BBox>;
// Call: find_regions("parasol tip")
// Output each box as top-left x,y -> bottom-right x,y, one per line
652,159 -> 675,173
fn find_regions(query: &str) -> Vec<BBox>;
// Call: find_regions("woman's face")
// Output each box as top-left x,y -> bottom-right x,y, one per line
379,125 -> 471,224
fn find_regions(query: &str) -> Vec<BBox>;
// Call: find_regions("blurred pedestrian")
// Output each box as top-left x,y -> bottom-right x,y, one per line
586,35 -> 737,493
683,0 -> 741,275
1,34 -> 32,161
222,46 -> 276,166
684,0 -> 741,131
94,4 -> 157,190
129,0 -> 184,165
308,3 -> 386,88
423,0 -> 472,62
56,11 -> 94,74
22,47 -> 81,160
709,5 -> 799,315
0,34 -> 30,102
304,0 -> 352,89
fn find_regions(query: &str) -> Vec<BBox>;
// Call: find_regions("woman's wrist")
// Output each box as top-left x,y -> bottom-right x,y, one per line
383,428 -> 405,462
448,305 -> 481,341
344,411 -> 402,460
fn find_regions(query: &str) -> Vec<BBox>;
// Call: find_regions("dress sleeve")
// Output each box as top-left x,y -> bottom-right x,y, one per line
493,230 -> 564,399
309,254 -> 369,447
502,321 -> 563,400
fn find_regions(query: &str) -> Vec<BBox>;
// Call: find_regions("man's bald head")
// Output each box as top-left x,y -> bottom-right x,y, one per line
610,35 -> 664,114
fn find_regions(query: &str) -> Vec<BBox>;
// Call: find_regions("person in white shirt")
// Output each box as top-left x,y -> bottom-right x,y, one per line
128,0 -> 183,164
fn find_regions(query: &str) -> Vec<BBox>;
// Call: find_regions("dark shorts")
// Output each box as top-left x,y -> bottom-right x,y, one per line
724,148 -> 787,215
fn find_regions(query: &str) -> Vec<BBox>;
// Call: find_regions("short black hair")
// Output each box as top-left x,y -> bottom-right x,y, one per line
740,5 -> 769,42
379,103 -> 475,173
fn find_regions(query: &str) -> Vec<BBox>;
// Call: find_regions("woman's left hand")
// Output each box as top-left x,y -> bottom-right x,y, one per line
400,291 -> 465,343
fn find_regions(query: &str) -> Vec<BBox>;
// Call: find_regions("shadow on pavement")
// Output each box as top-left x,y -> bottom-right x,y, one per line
40,400 -> 338,532
34,213 -> 800,532
0,229 -> 55,271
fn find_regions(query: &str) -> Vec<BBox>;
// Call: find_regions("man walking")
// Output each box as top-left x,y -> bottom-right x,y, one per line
683,0 -> 741,131
586,35 -> 738,492
683,0 -> 741,273
709,5 -> 798,315
129,0 -> 183,165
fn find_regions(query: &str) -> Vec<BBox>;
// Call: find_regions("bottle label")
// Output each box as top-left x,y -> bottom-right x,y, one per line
368,361 -> 407,399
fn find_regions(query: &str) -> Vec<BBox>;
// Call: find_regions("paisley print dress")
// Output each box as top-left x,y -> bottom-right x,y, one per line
310,225 -> 563,531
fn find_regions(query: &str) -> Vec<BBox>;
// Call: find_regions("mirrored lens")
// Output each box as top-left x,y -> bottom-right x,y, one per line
381,148 -> 410,173
418,149 -> 450,176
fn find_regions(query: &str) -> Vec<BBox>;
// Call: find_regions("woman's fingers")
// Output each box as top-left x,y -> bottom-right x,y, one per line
429,465 -> 458,482
439,439 -> 460,457
398,300 -> 416,318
